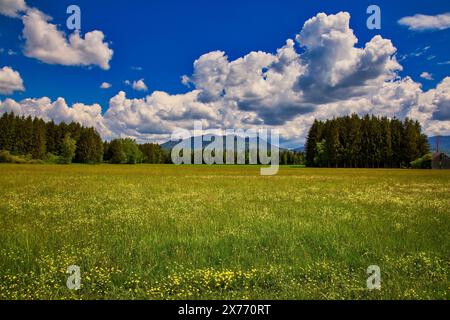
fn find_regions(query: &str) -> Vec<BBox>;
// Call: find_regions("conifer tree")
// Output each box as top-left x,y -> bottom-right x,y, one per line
32,117 -> 46,159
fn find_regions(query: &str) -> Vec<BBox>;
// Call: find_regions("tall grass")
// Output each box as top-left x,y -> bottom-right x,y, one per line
0,165 -> 448,299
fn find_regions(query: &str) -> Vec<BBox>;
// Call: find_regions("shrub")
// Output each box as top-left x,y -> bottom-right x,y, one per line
0,150 -> 43,164
43,153 -> 62,164
411,153 -> 432,169
0,150 -> 28,164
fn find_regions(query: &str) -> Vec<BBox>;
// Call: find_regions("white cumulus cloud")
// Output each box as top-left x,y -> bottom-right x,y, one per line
0,66 -> 25,94
399,13 -> 450,31
132,79 -> 148,92
0,0 -> 26,17
22,9 -> 113,70
296,12 -> 401,104
0,1 -> 113,70
0,96 -> 112,137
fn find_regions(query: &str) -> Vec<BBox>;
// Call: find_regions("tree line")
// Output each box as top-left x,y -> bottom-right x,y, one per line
0,112 -> 306,165
171,149 -> 305,165
0,112 -> 103,163
6,112 -> 429,168
104,139 -> 170,164
103,141 -> 304,165
305,114 -> 430,168
0,112 -> 169,164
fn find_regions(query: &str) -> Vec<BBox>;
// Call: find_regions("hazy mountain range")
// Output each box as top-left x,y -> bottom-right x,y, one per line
161,134 -> 286,152
162,135 -> 450,154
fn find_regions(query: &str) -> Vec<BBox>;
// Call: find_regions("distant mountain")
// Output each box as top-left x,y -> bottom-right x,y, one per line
162,135 -> 450,154
161,134 -> 285,152
292,146 -> 305,152
160,139 -> 182,151
429,136 -> 450,153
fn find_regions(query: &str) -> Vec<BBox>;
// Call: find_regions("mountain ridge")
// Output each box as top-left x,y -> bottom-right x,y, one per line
161,135 -> 450,154
161,134 -> 289,152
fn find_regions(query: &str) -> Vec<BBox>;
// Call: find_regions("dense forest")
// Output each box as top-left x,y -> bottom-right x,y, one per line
0,112 -> 103,164
305,114 -> 430,168
0,112 -> 168,164
0,112 -> 303,165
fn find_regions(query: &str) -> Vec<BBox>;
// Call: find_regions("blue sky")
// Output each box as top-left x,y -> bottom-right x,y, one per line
1,0 -> 450,147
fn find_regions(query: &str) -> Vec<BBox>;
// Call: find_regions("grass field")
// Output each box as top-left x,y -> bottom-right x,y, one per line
0,164 -> 449,300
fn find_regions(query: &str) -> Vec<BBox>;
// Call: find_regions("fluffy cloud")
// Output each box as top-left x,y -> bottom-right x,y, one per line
103,90 -> 221,137
183,41 -> 304,125
184,51 -> 230,102
406,77 -> 450,136
100,82 -> 112,89
420,72 -> 434,80
399,13 -> 450,31
132,79 -> 148,92
0,96 -> 112,137
0,0 -> 26,17
431,77 -> 450,121
21,9 -> 113,70
179,12 -> 403,127
1,12 -> 450,146
296,13 -> 401,104
0,66 -> 25,94
0,1 -> 113,70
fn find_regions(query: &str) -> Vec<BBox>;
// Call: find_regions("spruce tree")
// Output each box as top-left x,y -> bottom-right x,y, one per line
32,118 -> 46,159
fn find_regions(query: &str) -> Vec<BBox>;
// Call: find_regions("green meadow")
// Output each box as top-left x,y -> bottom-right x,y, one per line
0,164 -> 449,300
